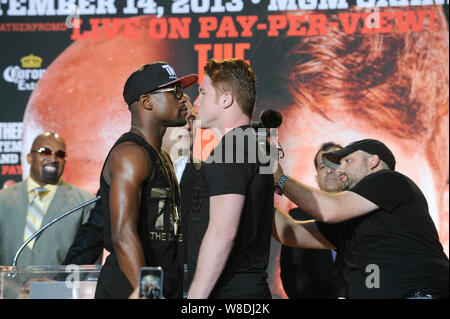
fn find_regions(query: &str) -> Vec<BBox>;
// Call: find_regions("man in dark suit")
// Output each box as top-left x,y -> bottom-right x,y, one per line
280,142 -> 347,299
0,132 -> 93,266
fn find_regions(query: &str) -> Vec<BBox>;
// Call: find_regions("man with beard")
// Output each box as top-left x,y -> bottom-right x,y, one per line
0,132 -> 93,266
273,139 -> 449,298
162,95 -> 202,284
94,62 -> 197,299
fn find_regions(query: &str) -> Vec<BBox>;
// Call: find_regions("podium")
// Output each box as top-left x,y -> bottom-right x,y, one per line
0,265 -> 101,299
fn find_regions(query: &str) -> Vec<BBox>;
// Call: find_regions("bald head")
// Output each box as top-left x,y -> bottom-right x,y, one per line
31,132 -> 66,151
27,132 -> 67,186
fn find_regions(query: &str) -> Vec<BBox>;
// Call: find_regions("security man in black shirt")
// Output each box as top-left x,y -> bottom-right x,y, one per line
273,139 -> 449,298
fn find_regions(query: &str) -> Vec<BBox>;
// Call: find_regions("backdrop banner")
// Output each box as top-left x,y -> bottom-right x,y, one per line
1,0 -> 448,298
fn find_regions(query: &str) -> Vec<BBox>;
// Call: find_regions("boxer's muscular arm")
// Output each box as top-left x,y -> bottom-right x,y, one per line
104,142 -> 152,288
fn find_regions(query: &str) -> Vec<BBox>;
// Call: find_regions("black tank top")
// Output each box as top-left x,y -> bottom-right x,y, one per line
99,132 -> 183,299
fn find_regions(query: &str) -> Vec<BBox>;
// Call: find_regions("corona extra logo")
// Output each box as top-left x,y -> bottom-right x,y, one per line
20,54 -> 43,69
3,54 -> 46,91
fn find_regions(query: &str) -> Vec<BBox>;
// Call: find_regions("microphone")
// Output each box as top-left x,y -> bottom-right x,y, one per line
251,109 -> 285,159
251,109 -> 283,129
9,195 -> 101,276
260,109 -> 283,129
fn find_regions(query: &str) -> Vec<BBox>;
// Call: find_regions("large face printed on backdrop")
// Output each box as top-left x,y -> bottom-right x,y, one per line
19,5 -> 449,291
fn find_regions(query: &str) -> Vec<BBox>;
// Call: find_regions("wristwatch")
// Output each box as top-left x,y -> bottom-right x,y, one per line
274,175 -> 288,195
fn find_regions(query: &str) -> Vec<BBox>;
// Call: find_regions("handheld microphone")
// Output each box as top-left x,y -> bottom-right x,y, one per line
260,109 -> 283,129
251,109 -> 283,129
9,195 -> 101,276
251,109 -> 285,159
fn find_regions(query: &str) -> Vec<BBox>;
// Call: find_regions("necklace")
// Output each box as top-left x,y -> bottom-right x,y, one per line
131,125 -> 181,237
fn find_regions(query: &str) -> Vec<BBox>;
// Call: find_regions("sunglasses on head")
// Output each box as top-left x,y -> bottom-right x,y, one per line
31,147 -> 66,159
148,83 -> 183,100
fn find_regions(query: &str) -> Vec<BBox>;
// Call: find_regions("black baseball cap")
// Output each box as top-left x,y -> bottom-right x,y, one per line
123,62 -> 198,106
322,139 -> 396,170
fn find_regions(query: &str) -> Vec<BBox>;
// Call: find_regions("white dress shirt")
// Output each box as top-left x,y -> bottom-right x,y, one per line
173,155 -> 189,183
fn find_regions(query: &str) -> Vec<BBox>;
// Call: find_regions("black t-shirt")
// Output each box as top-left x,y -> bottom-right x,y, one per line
316,169 -> 449,298
187,125 -> 274,298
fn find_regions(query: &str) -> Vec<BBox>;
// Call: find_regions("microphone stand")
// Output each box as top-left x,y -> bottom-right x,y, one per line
9,195 -> 101,277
